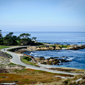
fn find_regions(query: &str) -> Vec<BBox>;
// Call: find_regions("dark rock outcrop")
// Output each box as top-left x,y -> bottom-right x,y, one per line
34,57 -> 45,63
65,45 -> 85,50
33,56 -> 71,65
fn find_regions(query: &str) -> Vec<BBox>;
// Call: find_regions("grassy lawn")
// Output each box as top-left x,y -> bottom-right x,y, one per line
21,58 -> 38,67
0,46 -> 10,49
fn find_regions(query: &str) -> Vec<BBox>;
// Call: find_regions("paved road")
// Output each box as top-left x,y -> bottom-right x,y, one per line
1,46 -> 83,75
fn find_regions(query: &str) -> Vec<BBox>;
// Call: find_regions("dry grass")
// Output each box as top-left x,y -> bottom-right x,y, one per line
49,67 -> 85,74
0,68 -> 85,85
0,68 -> 74,85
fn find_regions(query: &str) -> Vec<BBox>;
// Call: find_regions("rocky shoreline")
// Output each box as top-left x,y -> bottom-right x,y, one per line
1,47 -> 85,85
35,56 -> 72,65
8,44 -> 85,66
23,54 -> 72,66
10,44 -> 85,54
36,44 -> 85,50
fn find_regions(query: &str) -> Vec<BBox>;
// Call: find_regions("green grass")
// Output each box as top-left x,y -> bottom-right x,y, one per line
0,46 -> 10,49
21,58 -> 38,67
23,56 -> 31,61
8,62 -> 26,68
8,63 -> 16,65
59,45 -> 68,48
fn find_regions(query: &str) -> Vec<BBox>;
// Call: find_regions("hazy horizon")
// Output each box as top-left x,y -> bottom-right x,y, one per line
0,0 -> 85,32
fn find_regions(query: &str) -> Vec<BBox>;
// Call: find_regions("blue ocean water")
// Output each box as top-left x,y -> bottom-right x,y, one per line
2,32 -> 85,45
3,32 -> 85,69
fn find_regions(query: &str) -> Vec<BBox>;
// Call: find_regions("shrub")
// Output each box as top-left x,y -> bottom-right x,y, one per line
23,56 -> 31,61
8,63 -> 16,65
63,79 -> 70,85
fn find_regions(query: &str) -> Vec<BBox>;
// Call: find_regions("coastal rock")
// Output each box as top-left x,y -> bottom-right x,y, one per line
34,57 -> 45,60
55,47 -> 61,50
66,45 -> 85,50
33,56 -> 73,65
48,46 -> 54,50
48,57 -> 55,61
34,57 -> 45,63
79,45 -> 85,49
36,47 -> 49,51
46,61 -> 53,65
44,59 -> 49,62
53,60 -> 60,65
45,58 -> 60,65
41,62 -> 46,64
60,59 -> 66,62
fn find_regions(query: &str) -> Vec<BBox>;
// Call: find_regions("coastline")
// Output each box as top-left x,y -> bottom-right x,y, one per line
1,46 -> 84,75
8,44 -> 85,69
1,45 -> 85,85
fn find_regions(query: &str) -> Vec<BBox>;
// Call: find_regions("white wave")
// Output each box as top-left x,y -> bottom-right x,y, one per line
44,56 -> 51,58
30,52 -> 38,55
34,55 -> 44,57
30,52 -> 33,55
66,57 -> 74,61
34,55 -> 38,57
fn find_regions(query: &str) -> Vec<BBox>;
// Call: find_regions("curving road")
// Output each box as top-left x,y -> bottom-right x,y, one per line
1,46 -> 83,75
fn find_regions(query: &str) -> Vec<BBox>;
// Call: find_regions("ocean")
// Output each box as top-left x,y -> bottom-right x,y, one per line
3,32 -> 85,69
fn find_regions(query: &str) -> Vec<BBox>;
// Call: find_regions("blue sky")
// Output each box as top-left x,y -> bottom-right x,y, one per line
0,0 -> 85,32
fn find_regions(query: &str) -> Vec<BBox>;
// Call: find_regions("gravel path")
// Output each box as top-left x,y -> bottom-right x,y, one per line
1,46 -> 83,75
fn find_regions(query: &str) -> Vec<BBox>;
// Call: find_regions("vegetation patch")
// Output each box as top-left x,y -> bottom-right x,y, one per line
0,30 -> 43,46
0,68 -> 85,85
8,63 -> 16,65
23,56 -> 31,61
0,69 -> 64,84
0,46 -> 10,49
59,45 -> 70,48
8,63 -> 26,68
21,56 -> 38,67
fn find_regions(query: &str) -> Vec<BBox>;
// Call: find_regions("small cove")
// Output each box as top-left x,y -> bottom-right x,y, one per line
23,48 -> 85,69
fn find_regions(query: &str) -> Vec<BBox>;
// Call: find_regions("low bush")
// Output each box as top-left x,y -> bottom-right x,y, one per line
63,79 -> 70,85
23,56 -> 31,61
8,63 -> 16,65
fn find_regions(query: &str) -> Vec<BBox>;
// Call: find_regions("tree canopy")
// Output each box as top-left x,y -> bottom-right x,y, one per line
0,31 -> 43,46
19,33 -> 30,39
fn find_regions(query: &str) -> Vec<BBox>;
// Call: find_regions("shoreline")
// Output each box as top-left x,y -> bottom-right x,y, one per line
5,44 -> 85,70
1,46 -> 84,75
